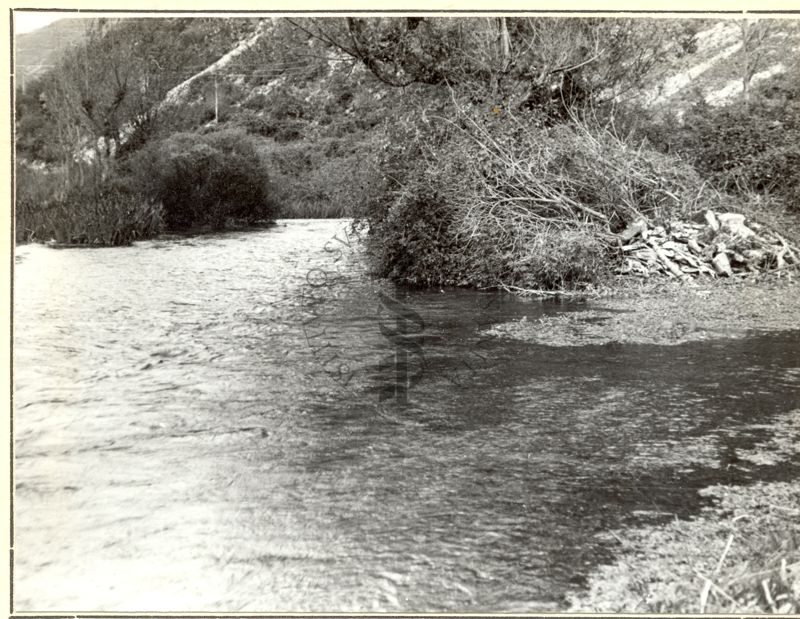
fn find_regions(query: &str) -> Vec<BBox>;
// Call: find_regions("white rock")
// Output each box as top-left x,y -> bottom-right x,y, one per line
712,252 -> 733,277
718,213 -> 755,237
705,211 -> 720,231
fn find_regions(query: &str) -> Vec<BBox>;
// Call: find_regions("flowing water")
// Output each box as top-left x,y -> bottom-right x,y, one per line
13,219 -> 800,611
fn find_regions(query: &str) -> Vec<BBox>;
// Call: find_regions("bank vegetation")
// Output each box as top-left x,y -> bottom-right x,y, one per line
14,16 -> 800,283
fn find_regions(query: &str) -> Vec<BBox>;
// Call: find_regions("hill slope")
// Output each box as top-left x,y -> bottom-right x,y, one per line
641,19 -> 800,109
14,18 -> 90,85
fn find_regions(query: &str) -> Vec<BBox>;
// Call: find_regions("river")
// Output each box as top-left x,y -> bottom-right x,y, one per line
12,219 -> 800,611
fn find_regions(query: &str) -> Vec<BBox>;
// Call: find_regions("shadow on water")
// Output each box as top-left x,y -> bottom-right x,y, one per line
299,281 -> 800,609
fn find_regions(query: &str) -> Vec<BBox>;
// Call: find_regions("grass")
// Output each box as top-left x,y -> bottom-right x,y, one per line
273,179 -> 353,219
567,407 -> 800,614
568,480 -> 800,613
15,164 -> 164,246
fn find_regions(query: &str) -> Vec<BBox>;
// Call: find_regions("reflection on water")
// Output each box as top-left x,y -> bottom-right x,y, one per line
13,219 -> 800,611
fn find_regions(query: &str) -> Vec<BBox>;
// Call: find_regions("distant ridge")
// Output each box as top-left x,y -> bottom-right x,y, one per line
14,18 -> 91,86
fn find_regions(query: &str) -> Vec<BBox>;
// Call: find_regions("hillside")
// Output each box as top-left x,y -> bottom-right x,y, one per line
14,17 -> 800,117
15,17 -> 800,146
640,19 -> 800,109
14,18 -> 90,86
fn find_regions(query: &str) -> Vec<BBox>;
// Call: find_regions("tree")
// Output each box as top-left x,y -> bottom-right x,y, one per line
286,17 -> 669,112
40,18 -> 261,168
738,19 -> 772,110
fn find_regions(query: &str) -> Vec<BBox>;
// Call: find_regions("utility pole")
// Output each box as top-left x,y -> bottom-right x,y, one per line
214,74 -> 219,123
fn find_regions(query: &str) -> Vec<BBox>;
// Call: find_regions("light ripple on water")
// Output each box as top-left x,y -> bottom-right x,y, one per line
13,220 -> 800,611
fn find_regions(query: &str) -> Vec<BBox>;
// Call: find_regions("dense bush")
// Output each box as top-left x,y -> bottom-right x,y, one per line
232,109 -> 273,137
16,125 -> 278,245
673,104 -> 798,205
364,171 -> 473,285
232,88 -> 312,142
124,127 -> 277,229
641,72 -> 800,212
257,134 -> 384,218
361,100 -> 723,290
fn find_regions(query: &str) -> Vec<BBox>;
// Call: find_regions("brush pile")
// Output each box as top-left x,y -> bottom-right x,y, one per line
616,210 -> 800,279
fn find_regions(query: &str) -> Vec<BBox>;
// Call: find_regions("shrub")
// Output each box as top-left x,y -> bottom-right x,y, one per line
642,73 -> 800,213
258,134 -> 384,218
361,172 -> 472,285
125,127 -> 277,229
232,109 -> 273,137
271,118 -> 307,143
242,92 -> 271,110
361,101 -> 723,291
230,107 -> 309,142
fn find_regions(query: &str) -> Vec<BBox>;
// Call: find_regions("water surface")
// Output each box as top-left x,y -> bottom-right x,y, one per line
13,219 -> 800,611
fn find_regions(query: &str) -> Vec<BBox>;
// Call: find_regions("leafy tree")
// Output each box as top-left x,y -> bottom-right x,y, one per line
287,17 -> 670,113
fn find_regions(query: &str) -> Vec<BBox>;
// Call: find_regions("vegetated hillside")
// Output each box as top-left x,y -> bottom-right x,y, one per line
14,18 -> 91,85
638,18 -> 800,109
15,17 -> 415,221
13,17 -> 800,290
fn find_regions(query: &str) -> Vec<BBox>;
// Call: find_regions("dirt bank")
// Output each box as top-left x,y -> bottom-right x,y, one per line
487,275 -> 800,347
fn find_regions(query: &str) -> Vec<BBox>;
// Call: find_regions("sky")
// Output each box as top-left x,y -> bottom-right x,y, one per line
14,12 -> 74,35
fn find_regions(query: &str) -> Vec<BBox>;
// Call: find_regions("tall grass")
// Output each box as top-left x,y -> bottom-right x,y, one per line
570,480 -> 800,613
15,163 -> 163,246
278,198 -> 352,218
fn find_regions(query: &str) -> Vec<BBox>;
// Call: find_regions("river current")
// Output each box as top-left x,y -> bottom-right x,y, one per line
13,219 -> 800,611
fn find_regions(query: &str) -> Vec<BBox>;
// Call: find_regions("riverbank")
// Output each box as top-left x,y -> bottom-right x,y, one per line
568,409 -> 800,613
487,274 -> 800,347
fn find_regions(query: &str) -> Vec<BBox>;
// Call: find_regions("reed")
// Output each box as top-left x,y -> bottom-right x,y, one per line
569,480 -> 800,613
279,199 -> 351,218
16,164 -> 164,246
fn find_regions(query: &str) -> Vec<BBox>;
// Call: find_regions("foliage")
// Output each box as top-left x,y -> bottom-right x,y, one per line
21,18 -> 259,164
260,134 -> 385,218
14,78 -> 62,163
288,17 -> 677,115
15,163 -> 163,245
361,97 -> 723,290
643,70 -> 800,212
14,16 -> 800,278
123,127 -> 276,230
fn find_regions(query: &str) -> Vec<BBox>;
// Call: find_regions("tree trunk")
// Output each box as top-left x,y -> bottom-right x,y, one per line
742,20 -> 751,111
499,17 -> 511,72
